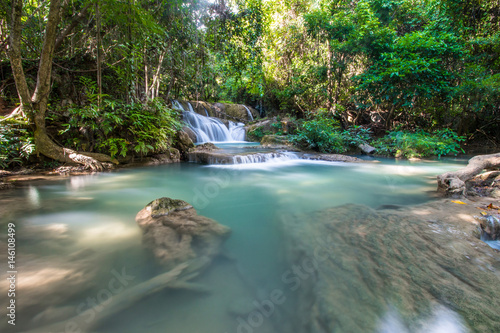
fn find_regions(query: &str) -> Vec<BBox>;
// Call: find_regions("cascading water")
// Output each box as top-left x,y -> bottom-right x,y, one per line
243,105 -> 254,121
173,100 -> 245,143
229,121 -> 245,141
232,152 -> 298,164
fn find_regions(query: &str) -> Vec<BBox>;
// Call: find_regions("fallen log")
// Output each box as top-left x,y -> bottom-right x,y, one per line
437,152 -> 500,196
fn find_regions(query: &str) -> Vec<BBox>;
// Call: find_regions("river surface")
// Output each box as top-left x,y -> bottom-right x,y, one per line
0,156 -> 470,332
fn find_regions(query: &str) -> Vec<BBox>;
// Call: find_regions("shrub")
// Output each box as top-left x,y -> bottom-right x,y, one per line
291,110 -> 346,153
247,126 -> 272,142
0,120 -> 35,169
374,129 -> 464,158
55,98 -> 181,158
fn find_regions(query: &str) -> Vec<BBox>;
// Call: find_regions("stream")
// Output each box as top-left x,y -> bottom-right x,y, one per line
0,150 -> 475,333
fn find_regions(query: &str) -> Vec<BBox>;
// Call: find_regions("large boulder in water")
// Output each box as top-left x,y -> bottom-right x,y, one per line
280,200 -> 500,332
136,197 -> 231,268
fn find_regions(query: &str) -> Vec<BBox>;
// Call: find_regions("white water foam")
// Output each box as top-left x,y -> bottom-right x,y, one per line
173,100 -> 246,143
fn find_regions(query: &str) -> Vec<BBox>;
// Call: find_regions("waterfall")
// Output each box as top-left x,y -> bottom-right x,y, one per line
173,100 -> 245,143
232,152 -> 298,164
189,151 -> 299,165
229,121 -> 246,141
243,105 -> 254,121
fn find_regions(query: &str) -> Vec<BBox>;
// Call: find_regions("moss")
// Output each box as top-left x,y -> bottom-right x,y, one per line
147,197 -> 193,217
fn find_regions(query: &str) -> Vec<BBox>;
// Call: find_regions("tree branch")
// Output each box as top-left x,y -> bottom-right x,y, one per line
54,4 -> 91,50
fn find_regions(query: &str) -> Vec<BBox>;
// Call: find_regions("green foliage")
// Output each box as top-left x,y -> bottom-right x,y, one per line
55,98 -> 181,158
291,108 -> 373,153
0,121 -> 35,169
291,109 -> 346,153
374,129 -> 465,158
341,126 -> 372,147
247,126 -> 272,142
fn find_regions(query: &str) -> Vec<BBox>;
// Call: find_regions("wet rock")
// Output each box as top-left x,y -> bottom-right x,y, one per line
213,103 -> 258,122
359,143 -> 376,154
188,151 -> 235,164
136,197 -> 231,268
477,214 -> 500,240
302,153 -> 364,163
182,126 -> 197,143
192,142 -> 219,151
188,143 -> 229,163
139,149 -> 181,166
281,200 -> 500,333
176,129 -> 195,160
261,135 -> 293,148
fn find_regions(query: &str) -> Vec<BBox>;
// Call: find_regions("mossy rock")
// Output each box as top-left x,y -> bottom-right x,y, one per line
260,134 -> 292,147
146,197 -> 193,217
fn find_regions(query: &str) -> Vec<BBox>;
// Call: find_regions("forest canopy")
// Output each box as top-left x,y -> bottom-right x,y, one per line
0,0 -> 499,166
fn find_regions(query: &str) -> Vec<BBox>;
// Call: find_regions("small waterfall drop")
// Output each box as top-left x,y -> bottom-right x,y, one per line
232,152 -> 298,164
173,100 -> 245,143
243,105 -> 254,121
229,121 -> 246,141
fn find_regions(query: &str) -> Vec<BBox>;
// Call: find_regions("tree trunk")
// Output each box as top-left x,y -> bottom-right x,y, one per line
326,41 -> 333,112
8,0 -> 114,169
437,153 -> 500,196
7,0 -> 33,111
96,0 -> 102,108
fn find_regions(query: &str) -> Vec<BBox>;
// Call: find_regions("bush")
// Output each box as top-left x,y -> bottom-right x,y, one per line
291,109 -> 372,153
247,126 -> 271,142
54,98 -> 181,158
291,110 -> 346,153
0,120 -> 35,169
374,129 -> 464,158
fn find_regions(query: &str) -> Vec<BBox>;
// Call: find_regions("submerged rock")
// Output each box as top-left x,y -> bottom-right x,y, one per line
136,197 -> 231,268
281,200 -> 500,333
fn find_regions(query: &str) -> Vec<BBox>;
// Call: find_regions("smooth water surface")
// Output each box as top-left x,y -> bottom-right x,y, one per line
0,158 -> 468,332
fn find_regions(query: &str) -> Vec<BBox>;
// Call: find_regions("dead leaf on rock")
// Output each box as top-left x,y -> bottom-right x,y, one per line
486,203 -> 500,210
451,200 -> 467,205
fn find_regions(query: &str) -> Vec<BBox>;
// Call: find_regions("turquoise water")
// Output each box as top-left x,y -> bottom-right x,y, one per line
0,157 -> 468,332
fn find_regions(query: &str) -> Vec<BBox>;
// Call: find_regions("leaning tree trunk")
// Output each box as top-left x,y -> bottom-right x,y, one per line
437,153 -> 500,196
8,0 -> 114,169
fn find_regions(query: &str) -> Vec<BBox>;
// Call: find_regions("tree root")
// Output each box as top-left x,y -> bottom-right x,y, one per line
437,152 -> 500,196
0,106 -> 24,122
35,129 -> 118,170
